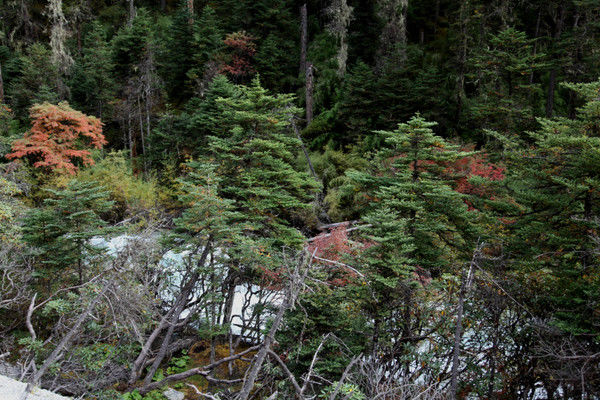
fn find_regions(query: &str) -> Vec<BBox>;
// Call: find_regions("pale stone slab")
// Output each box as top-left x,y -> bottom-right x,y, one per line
0,375 -> 70,400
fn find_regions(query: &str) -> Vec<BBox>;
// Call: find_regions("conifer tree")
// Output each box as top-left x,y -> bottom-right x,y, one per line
148,75 -> 238,165
162,1 -> 195,100
507,79 -> 600,335
348,115 -> 478,366
351,114 -> 477,287
206,76 -> 320,250
468,28 -> 546,144
9,44 -> 60,121
69,22 -> 116,118
187,6 -> 223,93
22,180 -> 114,285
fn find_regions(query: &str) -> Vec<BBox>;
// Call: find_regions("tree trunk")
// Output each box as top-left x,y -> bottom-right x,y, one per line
28,283 -> 109,389
128,0 -> 136,26
305,63 -> 314,125
187,0 -> 194,23
76,20 -> 82,56
236,290 -> 293,400
376,0 -> 408,70
128,242 -> 210,386
455,0 -> 468,124
449,269 -> 468,400
326,0 -> 352,76
292,118 -> 317,180
237,252 -> 309,400
300,4 -> 308,75
137,96 -> 147,175
546,69 -> 558,118
529,8 -> 542,85
128,111 -> 135,160
142,243 -> 210,385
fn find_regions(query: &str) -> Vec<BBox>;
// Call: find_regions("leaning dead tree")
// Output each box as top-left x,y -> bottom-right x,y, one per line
20,280 -> 111,400
236,249 -> 314,400
131,248 -> 315,398
128,242 -> 212,386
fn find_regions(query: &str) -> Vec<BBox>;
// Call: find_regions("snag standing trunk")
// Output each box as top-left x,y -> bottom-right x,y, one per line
300,4 -> 307,75
305,63 -> 314,125
128,0 -> 136,26
187,0 -> 194,23
48,0 -> 73,97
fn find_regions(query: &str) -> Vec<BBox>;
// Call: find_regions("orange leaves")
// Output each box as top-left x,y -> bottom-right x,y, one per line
7,102 -> 106,175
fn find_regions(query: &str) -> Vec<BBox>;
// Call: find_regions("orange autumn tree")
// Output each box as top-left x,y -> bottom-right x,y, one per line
7,102 -> 105,174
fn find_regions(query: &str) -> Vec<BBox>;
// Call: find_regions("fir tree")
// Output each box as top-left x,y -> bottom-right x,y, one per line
69,22 -> 116,118
351,114 -> 477,287
22,180 -> 114,285
507,79 -> 600,335
348,114 -> 478,371
8,44 -> 60,121
206,76 -> 320,250
468,28 -> 546,145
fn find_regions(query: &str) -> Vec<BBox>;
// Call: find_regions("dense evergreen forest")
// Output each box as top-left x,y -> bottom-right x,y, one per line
2,0 -> 600,398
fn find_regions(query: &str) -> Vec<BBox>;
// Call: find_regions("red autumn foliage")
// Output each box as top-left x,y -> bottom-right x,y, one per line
451,152 -> 505,197
7,102 -> 106,175
307,223 -> 362,287
220,31 -> 256,80
448,152 -> 505,210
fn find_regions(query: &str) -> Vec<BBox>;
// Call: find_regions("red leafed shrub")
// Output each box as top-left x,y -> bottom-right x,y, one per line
307,223 -> 361,287
220,31 -> 256,80
7,102 -> 106,174
441,148 -> 505,210
452,153 -> 505,197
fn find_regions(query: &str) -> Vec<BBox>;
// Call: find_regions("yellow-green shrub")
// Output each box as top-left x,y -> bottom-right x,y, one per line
76,151 -> 165,222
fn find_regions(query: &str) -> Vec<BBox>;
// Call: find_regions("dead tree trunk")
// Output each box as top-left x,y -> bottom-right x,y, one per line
376,0 -> 408,71
449,246 -> 478,399
128,243 -> 210,386
24,282 -> 109,395
187,0 -> 194,23
455,0 -> 468,124
449,270 -> 467,399
236,251 -> 312,400
128,0 -> 136,26
305,63 -> 314,125
292,118 -> 317,180
300,4 -> 308,75
142,244 -> 211,385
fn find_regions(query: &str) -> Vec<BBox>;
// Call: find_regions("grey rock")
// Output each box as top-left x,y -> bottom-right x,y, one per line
0,374 -> 70,400
163,387 -> 185,400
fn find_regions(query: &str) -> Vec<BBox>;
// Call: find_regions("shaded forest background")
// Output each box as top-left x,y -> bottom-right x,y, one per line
2,0 -> 600,399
